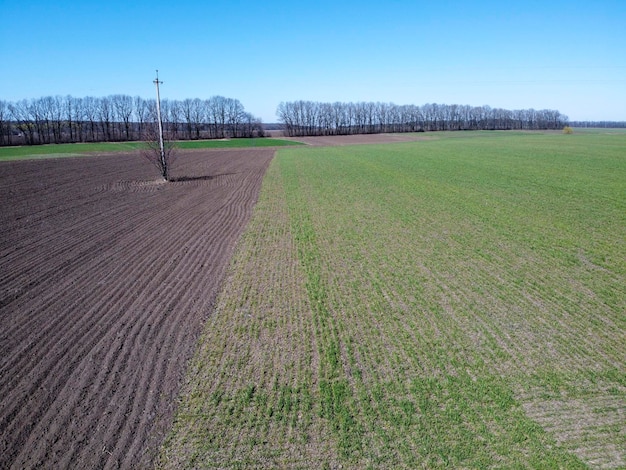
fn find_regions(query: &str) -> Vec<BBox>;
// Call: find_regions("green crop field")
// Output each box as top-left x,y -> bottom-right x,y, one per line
174,137 -> 301,150
0,138 -> 299,161
159,132 -> 625,468
0,141 -> 144,160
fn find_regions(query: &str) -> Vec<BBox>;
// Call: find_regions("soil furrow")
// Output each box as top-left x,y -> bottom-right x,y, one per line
0,176 -> 241,369
0,148 -> 274,469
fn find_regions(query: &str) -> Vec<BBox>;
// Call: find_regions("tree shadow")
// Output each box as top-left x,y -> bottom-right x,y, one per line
170,172 -> 237,183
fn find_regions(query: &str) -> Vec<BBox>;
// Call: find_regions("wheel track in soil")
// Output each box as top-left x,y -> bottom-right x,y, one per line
0,149 -> 274,469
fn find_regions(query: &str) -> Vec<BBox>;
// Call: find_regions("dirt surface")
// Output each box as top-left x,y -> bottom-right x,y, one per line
281,132 -> 433,146
0,149 -> 274,469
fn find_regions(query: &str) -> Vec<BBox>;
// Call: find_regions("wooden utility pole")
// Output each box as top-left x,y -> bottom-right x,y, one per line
153,70 -> 166,178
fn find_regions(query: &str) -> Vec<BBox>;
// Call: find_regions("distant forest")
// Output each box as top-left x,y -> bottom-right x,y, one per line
569,121 -> 626,128
277,101 -> 570,137
0,95 -> 264,147
2,95 -> 624,147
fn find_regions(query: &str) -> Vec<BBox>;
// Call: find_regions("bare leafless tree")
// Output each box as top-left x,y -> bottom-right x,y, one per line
0,100 -> 12,146
134,96 -> 150,140
277,100 -> 569,136
1,92 -> 265,147
141,123 -> 177,181
112,94 -> 134,141
98,97 -> 113,141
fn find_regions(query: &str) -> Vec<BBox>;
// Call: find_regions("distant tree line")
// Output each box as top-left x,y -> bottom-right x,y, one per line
0,95 -> 264,146
569,121 -> 626,128
277,101 -> 568,137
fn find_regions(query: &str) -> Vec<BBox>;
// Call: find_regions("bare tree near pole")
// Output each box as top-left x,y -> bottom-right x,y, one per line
154,70 -> 166,177
142,70 -> 176,181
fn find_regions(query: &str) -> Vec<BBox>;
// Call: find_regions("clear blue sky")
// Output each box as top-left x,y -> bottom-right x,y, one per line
2,0 -> 624,122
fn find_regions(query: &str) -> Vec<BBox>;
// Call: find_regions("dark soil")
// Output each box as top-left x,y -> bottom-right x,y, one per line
0,149 -> 274,469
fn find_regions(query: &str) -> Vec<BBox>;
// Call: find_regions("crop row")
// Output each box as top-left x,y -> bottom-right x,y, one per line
161,132 -> 625,468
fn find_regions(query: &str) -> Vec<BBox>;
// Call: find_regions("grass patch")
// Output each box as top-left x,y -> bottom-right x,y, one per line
174,138 -> 301,149
0,142 -> 143,160
160,131 -> 625,468
0,138 -> 300,161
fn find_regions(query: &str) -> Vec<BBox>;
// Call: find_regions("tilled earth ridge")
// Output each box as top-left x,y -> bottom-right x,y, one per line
0,148 -> 274,469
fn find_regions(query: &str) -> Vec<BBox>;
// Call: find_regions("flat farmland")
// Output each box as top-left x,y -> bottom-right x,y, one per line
0,148 -> 274,468
161,132 -> 625,468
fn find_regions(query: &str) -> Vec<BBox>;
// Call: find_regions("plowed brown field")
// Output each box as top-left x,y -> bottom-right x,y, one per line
0,149 -> 273,469
281,132 -> 432,146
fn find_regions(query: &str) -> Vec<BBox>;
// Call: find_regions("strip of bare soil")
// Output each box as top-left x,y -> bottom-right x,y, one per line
0,148 -> 274,469
281,133 -> 433,146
